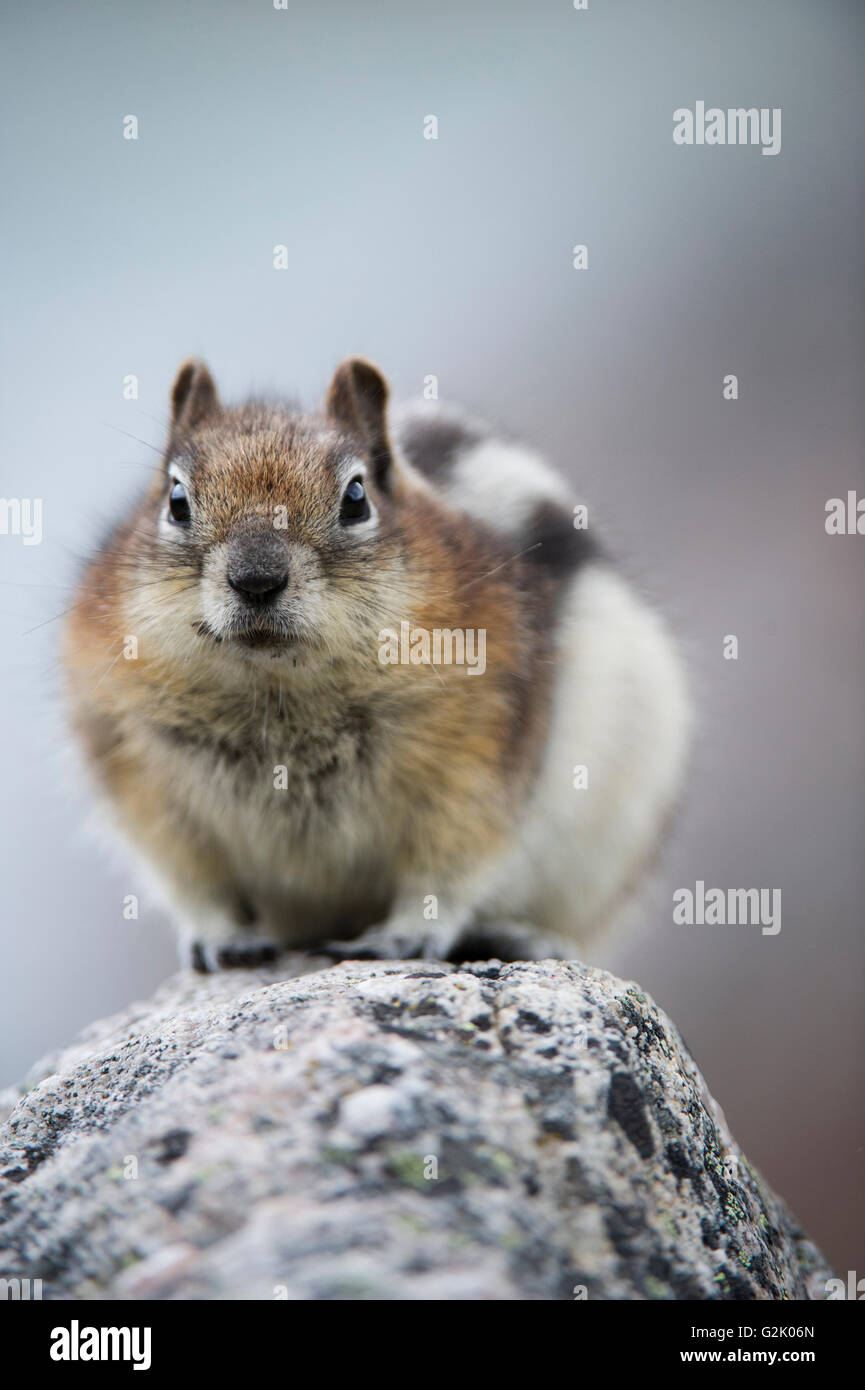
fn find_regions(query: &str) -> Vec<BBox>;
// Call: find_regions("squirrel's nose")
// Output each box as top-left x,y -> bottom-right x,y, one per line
227,562 -> 289,601
226,530 -> 290,603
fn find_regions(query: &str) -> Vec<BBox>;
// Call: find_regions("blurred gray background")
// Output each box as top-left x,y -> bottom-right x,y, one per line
1,0 -> 862,1276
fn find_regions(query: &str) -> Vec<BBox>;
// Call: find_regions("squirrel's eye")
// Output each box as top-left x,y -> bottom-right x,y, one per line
340,477 -> 370,525
168,480 -> 191,526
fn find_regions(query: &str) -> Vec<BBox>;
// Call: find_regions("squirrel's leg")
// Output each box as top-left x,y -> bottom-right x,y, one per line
176,903 -> 281,974
159,869 -> 280,973
317,892 -> 472,962
319,911 -> 571,965
108,780 -> 281,971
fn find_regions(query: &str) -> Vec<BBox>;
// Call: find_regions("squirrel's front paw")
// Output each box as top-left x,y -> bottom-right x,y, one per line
315,920 -> 459,963
187,936 -> 281,973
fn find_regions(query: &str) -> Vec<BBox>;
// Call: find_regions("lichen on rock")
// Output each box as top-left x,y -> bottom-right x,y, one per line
0,958 -> 833,1300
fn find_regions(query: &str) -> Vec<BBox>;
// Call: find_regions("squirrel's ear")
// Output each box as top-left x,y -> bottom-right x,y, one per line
170,360 -> 221,433
326,357 -> 397,491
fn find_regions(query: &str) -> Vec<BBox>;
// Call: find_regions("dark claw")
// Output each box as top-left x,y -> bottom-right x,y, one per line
190,941 -> 211,974
313,940 -> 381,962
215,942 -> 279,969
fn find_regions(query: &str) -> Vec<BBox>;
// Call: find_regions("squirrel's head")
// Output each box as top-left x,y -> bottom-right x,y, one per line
137,357 -> 421,669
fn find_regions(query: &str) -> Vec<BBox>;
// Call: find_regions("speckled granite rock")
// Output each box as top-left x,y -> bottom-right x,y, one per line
0,958 -> 833,1300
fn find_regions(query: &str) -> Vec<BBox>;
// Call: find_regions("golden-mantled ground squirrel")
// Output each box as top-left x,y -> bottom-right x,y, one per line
63,358 -> 690,970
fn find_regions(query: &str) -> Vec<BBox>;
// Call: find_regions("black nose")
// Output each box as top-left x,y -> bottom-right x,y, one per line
228,563 -> 289,601
226,531 -> 290,603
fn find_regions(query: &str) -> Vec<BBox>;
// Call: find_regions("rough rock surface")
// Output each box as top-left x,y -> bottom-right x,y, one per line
0,957 -> 832,1300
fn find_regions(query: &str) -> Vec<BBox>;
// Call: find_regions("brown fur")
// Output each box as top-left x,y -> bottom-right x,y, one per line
63,360 -> 558,957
